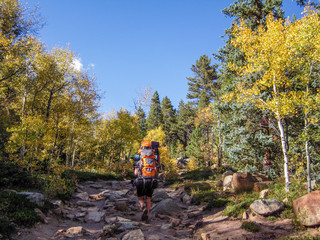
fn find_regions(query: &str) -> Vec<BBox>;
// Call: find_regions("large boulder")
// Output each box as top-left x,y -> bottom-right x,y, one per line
250,199 -> 284,216
293,191 -> 320,227
231,172 -> 255,192
17,192 -> 45,206
151,198 -> 182,216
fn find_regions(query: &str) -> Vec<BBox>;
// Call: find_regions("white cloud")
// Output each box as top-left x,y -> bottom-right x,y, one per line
72,57 -> 83,72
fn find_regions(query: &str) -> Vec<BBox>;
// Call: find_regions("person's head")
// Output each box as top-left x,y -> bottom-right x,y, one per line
141,140 -> 151,149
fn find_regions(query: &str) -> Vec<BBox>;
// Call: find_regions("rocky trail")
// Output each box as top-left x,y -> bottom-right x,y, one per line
12,179 -> 317,240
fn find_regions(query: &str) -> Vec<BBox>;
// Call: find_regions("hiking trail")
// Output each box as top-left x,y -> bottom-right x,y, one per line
12,179 -> 317,240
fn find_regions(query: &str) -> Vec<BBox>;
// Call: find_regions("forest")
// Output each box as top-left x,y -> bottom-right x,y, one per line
1,0 -> 320,218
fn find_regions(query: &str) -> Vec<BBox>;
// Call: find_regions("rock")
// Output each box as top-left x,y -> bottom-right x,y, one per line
223,175 -> 233,191
259,189 -> 270,199
170,217 -> 182,227
77,200 -> 96,207
151,198 -> 182,216
85,209 -> 106,223
115,200 -> 127,211
116,221 -> 140,231
75,192 -> 89,201
293,190 -> 320,227
181,193 -> 192,205
102,224 -> 117,237
65,226 -> 84,235
231,172 -> 255,192
50,200 -> 63,215
111,181 -> 121,189
122,229 -> 145,240
250,199 -> 284,216
242,211 -> 249,220
222,170 -> 234,179
17,192 -> 44,206
152,190 -> 170,203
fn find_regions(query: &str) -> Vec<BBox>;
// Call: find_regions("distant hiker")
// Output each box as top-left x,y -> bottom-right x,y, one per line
133,140 -> 160,221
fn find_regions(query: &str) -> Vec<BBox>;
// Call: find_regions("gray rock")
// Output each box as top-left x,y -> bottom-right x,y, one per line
17,192 -> 44,206
102,224 -> 118,237
250,199 -> 284,216
259,189 -> 270,199
223,175 -> 233,191
77,200 -> 96,207
111,181 -> 121,189
115,200 -> 127,211
152,190 -> 170,203
151,198 -> 182,216
122,229 -> 144,240
85,210 -> 106,222
75,192 -> 89,201
181,193 -> 192,205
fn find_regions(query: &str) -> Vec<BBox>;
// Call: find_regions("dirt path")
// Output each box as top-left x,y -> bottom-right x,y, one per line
11,180 -> 315,240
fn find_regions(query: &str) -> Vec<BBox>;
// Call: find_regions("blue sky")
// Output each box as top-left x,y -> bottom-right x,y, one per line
23,0 -> 304,114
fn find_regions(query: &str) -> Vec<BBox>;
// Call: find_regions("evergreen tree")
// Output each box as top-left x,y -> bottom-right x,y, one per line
161,96 -> 178,151
176,100 -> 196,155
136,106 -> 147,139
146,91 -> 163,131
186,126 -> 205,166
187,55 -> 218,109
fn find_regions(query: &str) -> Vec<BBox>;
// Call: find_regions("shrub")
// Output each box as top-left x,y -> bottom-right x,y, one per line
0,191 -> 42,238
181,168 -> 215,181
223,192 -> 259,218
241,221 -> 260,233
184,181 -> 211,194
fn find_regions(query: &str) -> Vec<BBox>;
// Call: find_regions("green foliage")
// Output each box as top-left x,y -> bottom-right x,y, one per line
181,169 -> 215,181
62,169 -> 125,182
184,181 -> 211,194
191,188 -> 229,210
241,221 -> 261,233
223,192 -> 259,218
147,91 -> 163,131
0,191 -> 41,228
0,158 -> 43,190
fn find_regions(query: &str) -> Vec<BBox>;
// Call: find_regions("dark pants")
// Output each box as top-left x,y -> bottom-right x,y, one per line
135,178 -> 157,197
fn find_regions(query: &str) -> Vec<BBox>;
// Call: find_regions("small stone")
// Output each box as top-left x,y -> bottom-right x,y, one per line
122,229 -> 145,240
65,226 -> 84,235
259,189 -> 270,199
242,211 -> 249,220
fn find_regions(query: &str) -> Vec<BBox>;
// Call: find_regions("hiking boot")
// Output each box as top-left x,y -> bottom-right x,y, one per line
141,208 -> 148,221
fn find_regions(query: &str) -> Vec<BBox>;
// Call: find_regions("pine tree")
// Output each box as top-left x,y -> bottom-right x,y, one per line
161,96 -> 178,150
187,55 -> 218,109
176,100 -> 196,155
136,106 -> 147,139
146,91 -> 163,131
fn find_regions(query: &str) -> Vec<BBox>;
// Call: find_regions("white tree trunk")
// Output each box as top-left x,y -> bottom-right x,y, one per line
277,117 -> 291,192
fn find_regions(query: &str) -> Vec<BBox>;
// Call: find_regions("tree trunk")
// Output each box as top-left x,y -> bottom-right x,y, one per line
71,142 -> 77,168
278,117 -> 291,192
305,115 -> 311,193
217,113 -> 222,167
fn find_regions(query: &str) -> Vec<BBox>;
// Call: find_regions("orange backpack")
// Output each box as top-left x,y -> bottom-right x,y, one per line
140,148 -> 157,178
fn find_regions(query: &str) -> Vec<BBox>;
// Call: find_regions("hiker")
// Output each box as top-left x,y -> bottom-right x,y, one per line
133,140 -> 160,221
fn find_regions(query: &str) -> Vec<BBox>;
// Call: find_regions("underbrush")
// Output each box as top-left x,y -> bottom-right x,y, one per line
223,191 -> 259,218
0,191 -> 42,238
191,189 -> 229,210
180,168 -> 215,181
241,221 -> 260,232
